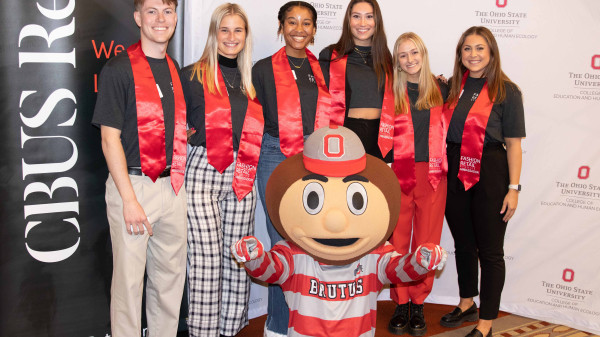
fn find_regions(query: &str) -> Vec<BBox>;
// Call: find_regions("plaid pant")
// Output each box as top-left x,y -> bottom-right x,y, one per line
185,146 -> 257,336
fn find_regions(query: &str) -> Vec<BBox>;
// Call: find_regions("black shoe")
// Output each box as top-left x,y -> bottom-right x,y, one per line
408,303 -> 427,336
465,327 -> 492,337
388,302 -> 410,335
439,303 -> 478,327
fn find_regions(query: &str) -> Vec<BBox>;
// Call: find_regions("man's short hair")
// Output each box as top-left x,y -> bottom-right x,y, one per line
134,0 -> 178,11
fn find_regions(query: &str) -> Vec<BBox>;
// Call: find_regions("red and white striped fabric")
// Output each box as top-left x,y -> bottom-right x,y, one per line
242,241 -> 435,337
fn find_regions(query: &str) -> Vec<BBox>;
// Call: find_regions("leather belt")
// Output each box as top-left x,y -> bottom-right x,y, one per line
127,166 -> 171,178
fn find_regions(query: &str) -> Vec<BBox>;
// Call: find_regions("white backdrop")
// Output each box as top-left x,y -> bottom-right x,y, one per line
183,0 -> 600,334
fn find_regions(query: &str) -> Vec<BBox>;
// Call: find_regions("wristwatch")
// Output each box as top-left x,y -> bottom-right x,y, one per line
508,184 -> 521,192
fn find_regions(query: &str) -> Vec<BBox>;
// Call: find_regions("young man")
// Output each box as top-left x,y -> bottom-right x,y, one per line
92,0 -> 187,336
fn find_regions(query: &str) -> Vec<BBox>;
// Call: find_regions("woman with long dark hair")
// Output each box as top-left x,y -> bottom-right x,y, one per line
252,2 -> 330,336
440,26 -> 525,337
387,32 -> 449,336
181,3 -> 263,336
319,0 -> 394,163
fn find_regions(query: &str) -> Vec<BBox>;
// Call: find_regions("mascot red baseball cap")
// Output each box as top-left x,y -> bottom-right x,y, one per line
303,126 -> 366,177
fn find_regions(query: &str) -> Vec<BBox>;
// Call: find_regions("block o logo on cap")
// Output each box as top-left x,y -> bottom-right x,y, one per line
323,134 -> 344,158
303,126 -> 366,177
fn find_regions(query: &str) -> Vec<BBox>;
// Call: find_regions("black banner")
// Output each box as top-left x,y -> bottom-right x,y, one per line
0,1 -> 139,336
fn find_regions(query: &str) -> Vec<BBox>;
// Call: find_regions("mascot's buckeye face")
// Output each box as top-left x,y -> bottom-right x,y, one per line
266,129 -> 401,266
280,162 -> 391,264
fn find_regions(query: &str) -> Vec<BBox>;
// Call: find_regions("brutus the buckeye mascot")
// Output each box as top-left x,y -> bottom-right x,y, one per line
232,126 -> 446,337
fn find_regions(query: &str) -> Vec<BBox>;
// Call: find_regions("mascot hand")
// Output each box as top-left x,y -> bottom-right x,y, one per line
415,244 -> 447,271
231,236 -> 264,263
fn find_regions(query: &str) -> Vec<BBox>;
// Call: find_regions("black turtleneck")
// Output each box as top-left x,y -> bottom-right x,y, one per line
181,55 -> 249,150
218,54 -> 238,68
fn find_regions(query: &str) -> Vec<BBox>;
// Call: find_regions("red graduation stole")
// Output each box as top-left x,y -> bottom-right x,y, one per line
328,49 -> 348,126
328,49 -> 394,158
443,71 -> 493,191
203,64 -> 234,173
232,98 -> 264,201
128,41 -> 186,194
272,47 -> 330,158
201,63 -> 264,201
392,83 -> 446,193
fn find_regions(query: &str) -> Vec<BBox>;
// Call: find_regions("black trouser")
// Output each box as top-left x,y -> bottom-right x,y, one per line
344,117 -> 393,163
445,142 -> 509,320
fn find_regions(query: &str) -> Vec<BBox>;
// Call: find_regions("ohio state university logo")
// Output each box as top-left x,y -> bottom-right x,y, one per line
562,268 -> 574,282
578,166 -> 590,180
496,0 -> 507,8
592,55 -> 600,70
323,134 -> 344,158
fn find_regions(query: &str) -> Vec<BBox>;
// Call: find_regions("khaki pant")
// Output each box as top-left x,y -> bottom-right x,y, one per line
106,174 -> 187,337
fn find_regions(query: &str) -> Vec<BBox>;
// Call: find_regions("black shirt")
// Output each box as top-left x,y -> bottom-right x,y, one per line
319,45 -> 392,163
181,55 -> 248,150
252,54 -> 319,138
319,45 -> 385,112
92,52 -> 177,167
447,77 -> 526,144
407,80 -> 449,162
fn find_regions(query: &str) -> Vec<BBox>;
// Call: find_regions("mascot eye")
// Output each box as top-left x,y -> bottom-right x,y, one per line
303,182 -> 324,215
347,182 -> 367,215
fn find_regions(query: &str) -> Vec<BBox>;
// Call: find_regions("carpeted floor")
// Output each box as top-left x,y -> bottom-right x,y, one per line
237,301 -> 502,337
430,314 -> 599,337
177,300 -> 598,336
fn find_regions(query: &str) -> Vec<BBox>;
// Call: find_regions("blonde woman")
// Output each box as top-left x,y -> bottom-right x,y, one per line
387,32 -> 449,336
181,3 -> 262,336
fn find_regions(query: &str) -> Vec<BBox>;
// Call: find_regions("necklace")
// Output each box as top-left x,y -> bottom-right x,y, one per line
287,56 -> 307,69
353,47 -> 370,64
222,70 -> 237,89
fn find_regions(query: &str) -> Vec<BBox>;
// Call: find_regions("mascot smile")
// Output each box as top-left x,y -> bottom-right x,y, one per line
232,126 -> 446,337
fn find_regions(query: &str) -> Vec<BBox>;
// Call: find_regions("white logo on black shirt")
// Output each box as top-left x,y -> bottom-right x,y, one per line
156,84 -> 163,98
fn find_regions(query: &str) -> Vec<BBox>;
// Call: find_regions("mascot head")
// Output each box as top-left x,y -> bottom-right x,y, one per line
266,126 -> 401,265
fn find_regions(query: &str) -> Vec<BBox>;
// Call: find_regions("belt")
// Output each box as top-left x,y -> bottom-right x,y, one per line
127,166 -> 171,178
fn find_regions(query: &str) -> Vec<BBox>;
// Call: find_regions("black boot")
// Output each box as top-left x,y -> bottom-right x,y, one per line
388,302 -> 410,335
408,303 -> 427,336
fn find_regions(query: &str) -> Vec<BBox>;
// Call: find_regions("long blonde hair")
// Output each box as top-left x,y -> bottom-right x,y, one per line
189,3 -> 255,99
392,32 -> 443,115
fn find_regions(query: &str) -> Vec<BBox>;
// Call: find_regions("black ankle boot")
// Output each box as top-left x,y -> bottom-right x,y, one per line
388,302 -> 410,335
408,303 -> 426,336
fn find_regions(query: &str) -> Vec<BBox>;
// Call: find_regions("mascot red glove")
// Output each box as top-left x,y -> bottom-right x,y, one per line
232,236 -> 264,263
231,126 -> 446,337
